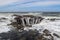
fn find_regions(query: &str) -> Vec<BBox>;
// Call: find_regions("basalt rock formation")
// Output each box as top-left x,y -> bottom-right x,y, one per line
0,29 -> 55,40
10,14 -> 44,30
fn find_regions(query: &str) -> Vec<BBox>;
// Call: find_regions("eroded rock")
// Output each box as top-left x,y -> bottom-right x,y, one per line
10,14 -> 44,30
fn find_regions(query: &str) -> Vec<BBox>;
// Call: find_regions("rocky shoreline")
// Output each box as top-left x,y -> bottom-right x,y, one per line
0,14 -> 60,40
10,14 -> 44,30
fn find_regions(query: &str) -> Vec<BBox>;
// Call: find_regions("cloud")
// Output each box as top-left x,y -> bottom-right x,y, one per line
0,0 -> 39,6
0,0 -> 60,7
0,0 -> 60,12
0,0 -> 20,6
19,1 -> 60,7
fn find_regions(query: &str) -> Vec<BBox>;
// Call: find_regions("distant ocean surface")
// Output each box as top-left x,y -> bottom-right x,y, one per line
0,12 -> 60,17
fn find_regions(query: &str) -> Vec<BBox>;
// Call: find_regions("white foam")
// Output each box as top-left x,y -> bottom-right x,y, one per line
0,14 -> 60,40
0,14 -> 15,33
24,17 -> 60,40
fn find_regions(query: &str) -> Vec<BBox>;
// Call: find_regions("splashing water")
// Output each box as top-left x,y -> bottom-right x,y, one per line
0,14 -> 60,40
0,14 -> 15,33
24,17 -> 60,40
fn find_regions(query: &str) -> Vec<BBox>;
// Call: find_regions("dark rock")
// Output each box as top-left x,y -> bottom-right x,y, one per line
43,29 -> 51,34
0,17 -> 7,20
50,18 -> 56,21
23,15 -> 35,18
1,17 -> 7,20
47,18 -> 56,21
53,33 -> 60,38
0,31 -> 19,40
10,22 -> 24,30
11,14 -> 44,30
0,30 -> 38,40
0,17 -> 8,22
0,29 -> 54,40
42,29 -> 54,40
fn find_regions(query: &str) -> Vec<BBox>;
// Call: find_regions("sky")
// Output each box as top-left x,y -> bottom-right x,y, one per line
0,0 -> 60,12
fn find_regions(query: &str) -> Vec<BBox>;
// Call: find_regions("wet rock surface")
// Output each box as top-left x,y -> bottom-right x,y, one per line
10,14 -> 44,30
0,29 -> 56,40
0,14 -> 60,40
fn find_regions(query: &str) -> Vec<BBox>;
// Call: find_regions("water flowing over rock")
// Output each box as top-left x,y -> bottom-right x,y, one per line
10,14 -> 44,30
0,14 -> 60,40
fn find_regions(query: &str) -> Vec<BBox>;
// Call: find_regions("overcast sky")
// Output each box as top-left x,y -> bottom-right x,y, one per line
0,0 -> 60,12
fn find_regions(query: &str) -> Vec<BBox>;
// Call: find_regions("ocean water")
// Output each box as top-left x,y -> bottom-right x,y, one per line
0,13 -> 60,40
